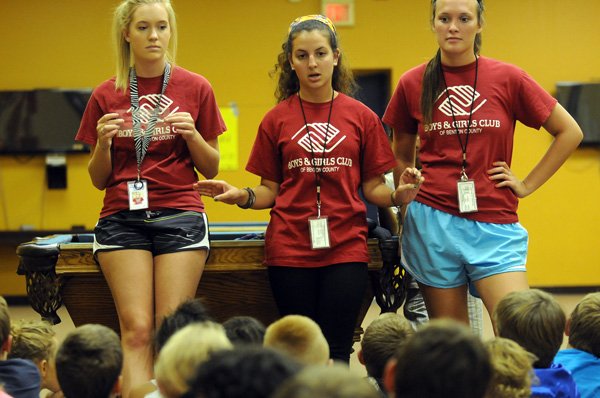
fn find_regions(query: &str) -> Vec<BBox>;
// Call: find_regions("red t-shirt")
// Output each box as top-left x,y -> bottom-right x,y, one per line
247,94 -> 397,267
76,66 -> 226,218
383,56 -> 557,223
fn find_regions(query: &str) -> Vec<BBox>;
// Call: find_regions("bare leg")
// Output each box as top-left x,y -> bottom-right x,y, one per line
474,271 -> 529,333
404,277 -> 483,334
154,250 -> 207,328
418,283 -> 469,324
99,250 -> 154,398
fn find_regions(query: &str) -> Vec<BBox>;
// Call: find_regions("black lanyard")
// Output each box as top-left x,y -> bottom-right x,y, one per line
440,56 -> 479,176
129,63 -> 172,181
298,91 -> 334,218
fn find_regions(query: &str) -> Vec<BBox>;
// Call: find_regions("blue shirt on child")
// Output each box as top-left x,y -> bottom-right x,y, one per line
531,362 -> 580,398
554,349 -> 600,398
0,358 -> 41,398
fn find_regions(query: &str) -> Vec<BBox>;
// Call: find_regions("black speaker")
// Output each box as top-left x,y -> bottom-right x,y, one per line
46,154 -> 67,189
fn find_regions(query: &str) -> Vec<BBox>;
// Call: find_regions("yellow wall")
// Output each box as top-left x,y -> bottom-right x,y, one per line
1,0 -> 599,288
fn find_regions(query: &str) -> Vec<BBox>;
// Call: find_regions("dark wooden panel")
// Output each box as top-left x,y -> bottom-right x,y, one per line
28,238 -> 385,341
61,275 -> 119,331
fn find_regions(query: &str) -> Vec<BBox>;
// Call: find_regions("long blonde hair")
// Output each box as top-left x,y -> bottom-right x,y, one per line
112,0 -> 178,91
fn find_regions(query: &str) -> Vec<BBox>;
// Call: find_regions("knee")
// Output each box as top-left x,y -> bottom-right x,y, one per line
120,318 -> 153,349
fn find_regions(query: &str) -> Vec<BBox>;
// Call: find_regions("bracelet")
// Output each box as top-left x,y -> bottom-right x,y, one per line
390,190 -> 401,208
237,187 -> 256,209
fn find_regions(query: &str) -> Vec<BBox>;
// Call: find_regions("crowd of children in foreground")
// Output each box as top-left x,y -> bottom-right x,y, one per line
0,290 -> 598,398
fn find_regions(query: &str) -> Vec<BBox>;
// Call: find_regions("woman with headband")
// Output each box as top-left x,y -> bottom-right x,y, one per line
195,15 -> 423,363
383,0 -> 582,328
75,0 -> 226,394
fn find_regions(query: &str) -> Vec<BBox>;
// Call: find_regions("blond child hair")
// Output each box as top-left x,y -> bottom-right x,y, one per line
155,321 -> 233,398
264,315 -> 330,365
485,337 -> 535,398
9,320 -> 61,394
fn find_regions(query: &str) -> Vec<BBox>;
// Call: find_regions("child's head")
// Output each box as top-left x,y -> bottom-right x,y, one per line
155,321 -> 233,398
484,337 -> 535,398
8,320 -> 60,393
189,346 -> 302,398
264,315 -> 329,365
0,297 -> 10,358
359,312 -> 414,380
273,363 -> 379,398
222,316 -> 266,347
55,324 -> 122,398
155,298 -> 213,354
385,319 -> 491,398
566,292 -> 600,357
494,289 -> 565,368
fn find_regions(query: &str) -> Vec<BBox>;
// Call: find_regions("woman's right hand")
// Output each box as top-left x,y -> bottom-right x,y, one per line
193,180 -> 247,206
95,113 -> 123,151
394,167 -> 424,204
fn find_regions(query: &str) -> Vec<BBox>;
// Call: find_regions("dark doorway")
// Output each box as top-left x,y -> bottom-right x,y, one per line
354,69 -> 392,122
353,69 -> 393,223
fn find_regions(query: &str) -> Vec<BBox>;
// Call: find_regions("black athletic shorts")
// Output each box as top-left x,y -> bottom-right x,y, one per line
93,209 -> 210,256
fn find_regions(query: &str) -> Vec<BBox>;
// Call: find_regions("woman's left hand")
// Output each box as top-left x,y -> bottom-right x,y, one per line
393,167 -> 424,205
487,161 -> 530,198
165,112 -> 198,141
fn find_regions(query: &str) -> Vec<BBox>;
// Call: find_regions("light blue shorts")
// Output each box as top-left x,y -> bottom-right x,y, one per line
401,202 -> 528,295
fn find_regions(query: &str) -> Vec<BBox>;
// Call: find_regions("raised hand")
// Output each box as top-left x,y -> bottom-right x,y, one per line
95,113 -> 123,150
165,112 -> 198,141
393,167 -> 424,205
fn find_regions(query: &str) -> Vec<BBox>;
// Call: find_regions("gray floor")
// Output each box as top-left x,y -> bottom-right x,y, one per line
7,293 -> 587,376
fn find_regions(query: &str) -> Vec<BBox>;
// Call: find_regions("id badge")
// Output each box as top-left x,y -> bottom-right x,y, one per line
308,216 -> 331,250
457,179 -> 478,213
128,179 -> 149,210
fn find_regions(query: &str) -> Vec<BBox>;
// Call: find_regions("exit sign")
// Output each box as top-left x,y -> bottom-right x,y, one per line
322,0 -> 354,27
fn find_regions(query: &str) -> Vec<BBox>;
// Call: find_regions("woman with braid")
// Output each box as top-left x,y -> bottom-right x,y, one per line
383,0 -> 582,327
